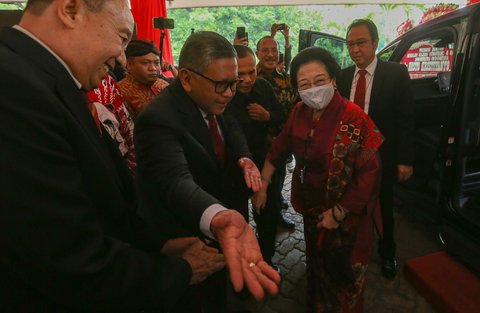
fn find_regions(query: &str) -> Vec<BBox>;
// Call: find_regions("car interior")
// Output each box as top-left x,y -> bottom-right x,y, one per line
393,30 -> 456,200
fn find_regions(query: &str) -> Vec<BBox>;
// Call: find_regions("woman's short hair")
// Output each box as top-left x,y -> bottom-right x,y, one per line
289,47 -> 341,90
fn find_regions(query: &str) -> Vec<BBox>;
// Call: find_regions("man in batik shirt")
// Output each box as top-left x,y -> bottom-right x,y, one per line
119,39 -> 169,120
256,35 -> 299,229
256,36 -> 298,118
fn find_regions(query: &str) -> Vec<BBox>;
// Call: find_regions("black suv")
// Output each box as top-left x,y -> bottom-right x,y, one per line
300,3 -> 480,273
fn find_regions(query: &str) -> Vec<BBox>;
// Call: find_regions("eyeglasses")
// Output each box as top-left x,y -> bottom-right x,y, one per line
187,68 -> 243,94
346,39 -> 370,49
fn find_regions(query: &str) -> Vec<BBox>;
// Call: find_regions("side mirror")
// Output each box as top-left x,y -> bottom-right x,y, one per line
436,71 -> 451,93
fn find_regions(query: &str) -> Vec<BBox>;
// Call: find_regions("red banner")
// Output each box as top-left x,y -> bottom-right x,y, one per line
129,0 -> 173,67
401,44 -> 453,79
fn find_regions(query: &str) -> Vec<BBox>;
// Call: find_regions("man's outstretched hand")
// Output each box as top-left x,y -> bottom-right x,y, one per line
211,210 -> 281,300
238,157 -> 262,192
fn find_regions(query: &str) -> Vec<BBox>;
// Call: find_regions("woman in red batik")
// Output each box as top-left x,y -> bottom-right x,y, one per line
253,47 -> 384,313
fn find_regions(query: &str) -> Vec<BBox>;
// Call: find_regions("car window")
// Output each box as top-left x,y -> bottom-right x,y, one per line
312,36 -> 353,69
377,43 -> 397,62
400,35 -> 454,79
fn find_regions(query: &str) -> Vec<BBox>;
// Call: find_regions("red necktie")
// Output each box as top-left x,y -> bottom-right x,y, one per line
353,69 -> 367,110
207,114 -> 225,166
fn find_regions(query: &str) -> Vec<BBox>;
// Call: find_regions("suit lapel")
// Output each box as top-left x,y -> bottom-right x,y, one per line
172,82 -> 221,167
369,60 -> 385,116
341,66 -> 355,99
216,114 -> 234,165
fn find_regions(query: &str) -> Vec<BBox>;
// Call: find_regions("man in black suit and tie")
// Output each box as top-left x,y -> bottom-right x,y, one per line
0,1 -> 277,312
337,19 -> 414,279
134,31 -> 281,312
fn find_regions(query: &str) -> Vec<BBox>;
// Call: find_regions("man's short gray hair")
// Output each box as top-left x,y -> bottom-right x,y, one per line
179,31 -> 237,73
26,0 -> 108,15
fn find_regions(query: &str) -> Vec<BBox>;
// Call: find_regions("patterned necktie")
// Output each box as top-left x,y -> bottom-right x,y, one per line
353,69 -> 368,110
207,114 -> 225,166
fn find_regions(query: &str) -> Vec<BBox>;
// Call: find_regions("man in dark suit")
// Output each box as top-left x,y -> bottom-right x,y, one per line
0,1 -> 273,312
134,31 -> 281,312
225,45 -> 285,269
337,19 -> 414,279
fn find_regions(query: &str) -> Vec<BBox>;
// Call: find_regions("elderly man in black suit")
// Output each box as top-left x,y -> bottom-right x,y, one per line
0,1 -> 276,312
337,19 -> 414,280
134,31 -> 281,312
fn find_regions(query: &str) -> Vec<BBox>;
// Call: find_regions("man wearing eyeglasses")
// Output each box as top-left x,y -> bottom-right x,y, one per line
337,19 -> 414,280
134,31 -> 281,313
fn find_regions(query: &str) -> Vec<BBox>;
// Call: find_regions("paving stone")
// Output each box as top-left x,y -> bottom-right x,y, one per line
246,169 -> 441,313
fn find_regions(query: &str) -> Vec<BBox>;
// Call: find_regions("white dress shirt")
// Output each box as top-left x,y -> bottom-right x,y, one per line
349,56 -> 378,114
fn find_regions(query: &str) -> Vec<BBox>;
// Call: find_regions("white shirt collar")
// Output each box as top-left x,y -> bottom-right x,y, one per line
13,25 -> 82,89
355,56 -> 378,77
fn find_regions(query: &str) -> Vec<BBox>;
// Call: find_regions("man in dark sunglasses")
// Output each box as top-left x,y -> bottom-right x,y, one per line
135,31 -> 281,313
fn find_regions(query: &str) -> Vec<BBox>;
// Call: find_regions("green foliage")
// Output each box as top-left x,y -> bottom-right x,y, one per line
167,4 -> 426,65
0,3 -> 25,10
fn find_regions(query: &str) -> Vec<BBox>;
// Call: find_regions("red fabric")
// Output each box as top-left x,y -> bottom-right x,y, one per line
207,115 -> 225,166
404,252 -> 480,313
83,92 -> 102,134
129,0 -> 173,66
267,91 -> 381,216
353,69 -> 367,110
268,91 -> 383,312
87,74 -> 137,172
118,73 -> 169,119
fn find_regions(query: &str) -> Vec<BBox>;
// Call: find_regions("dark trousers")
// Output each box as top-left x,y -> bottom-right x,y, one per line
254,171 -> 281,260
170,269 -> 227,313
378,174 -> 396,260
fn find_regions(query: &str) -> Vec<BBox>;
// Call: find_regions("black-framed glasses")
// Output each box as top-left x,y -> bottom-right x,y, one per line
187,68 -> 243,94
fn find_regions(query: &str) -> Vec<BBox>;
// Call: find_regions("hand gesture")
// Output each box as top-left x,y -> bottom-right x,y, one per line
397,164 -> 413,182
162,237 -> 226,285
238,157 -> 262,192
279,25 -> 290,41
247,103 -> 270,121
161,60 -> 178,77
211,210 -> 281,300
234,33 -> 248,46
251,190 -> 267,214
161,60 -> 172,72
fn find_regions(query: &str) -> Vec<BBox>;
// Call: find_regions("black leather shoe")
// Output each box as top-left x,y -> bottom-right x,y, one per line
278,215 -> 295,230
381,258 -> 398,280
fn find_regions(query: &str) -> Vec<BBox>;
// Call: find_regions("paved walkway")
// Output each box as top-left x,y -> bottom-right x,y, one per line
246,169 -> 443,313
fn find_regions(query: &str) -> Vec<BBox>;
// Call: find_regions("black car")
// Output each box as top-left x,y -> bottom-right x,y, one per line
300,3 -> 480,273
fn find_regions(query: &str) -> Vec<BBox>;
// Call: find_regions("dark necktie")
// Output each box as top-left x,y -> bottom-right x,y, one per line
207,114 -> 225,166
353,69 -> 368,110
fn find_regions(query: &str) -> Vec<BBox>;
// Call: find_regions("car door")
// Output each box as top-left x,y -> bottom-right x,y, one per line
298,29 -> 353,69
382,29 -> 456,200
379,5 -> 480,272
436,6 -> 480,272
